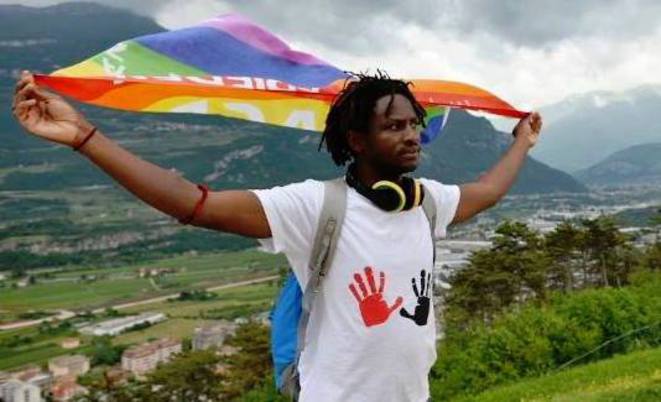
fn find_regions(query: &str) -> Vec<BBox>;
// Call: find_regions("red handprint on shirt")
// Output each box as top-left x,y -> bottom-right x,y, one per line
348,266 -> 403,327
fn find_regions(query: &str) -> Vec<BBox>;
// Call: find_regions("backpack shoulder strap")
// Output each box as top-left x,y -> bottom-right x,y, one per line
421,183 -> 438,263
295,178 -> 347,358
306,178 -> 348,296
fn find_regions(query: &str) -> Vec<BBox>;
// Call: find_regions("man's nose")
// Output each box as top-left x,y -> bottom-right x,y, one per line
403,124 -> 421,145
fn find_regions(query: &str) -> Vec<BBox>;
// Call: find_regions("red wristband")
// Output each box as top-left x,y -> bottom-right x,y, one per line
179,183 -> 210,225
73,126 -> 97,151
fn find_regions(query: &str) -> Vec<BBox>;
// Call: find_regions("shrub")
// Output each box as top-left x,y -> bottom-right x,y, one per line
430,277 -> 661,400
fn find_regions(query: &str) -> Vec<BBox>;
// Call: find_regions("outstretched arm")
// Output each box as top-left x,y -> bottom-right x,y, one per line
12,71 -> 271,238
452,112 -> 543,224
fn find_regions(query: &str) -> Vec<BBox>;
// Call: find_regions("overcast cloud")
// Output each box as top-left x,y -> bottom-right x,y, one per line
4,0 -> 661,116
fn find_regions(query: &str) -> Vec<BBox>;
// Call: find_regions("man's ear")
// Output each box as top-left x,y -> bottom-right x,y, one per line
347,129 -> 366,157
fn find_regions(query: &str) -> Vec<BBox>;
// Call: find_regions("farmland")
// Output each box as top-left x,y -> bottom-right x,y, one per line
0,279 -> 279,371
0,249 -> 286,323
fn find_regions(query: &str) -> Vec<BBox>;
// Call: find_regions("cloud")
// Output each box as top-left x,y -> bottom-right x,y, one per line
439,0 -> 661,46
6,0 -> 661,113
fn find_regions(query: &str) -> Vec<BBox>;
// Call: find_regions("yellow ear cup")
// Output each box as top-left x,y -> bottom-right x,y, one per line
413,179 -> 422,207
372,180 -> 406,212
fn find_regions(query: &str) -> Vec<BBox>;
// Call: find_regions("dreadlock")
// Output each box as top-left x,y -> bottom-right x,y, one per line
318,71 -> 427,166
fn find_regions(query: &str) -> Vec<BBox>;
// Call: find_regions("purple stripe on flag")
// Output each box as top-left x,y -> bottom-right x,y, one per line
202,14 -> 332,67
136,26 -> 347,88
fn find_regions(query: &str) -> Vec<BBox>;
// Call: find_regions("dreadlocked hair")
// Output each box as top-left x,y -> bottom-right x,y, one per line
318,71 -> 427,166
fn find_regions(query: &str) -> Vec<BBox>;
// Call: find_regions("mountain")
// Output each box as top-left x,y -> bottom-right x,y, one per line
418,111 -> 585,193
531,85 -> 661,172
0,2 -> 165,150
575,142 -> 661,186
0,2 -> 163,73
0,2 -> 584,194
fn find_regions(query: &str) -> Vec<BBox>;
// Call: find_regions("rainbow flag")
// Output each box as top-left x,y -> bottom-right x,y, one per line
34,14 -> 526,143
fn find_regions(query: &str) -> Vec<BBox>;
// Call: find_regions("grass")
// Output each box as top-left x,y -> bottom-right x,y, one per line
121,282 -> 278,317
0,281 -> 280,371
0,250 -> 285,319
0,278 -> 154,312
113,282 -> 279,345
0,339 -> 94,371
451,346 -> 661,402
111,318 -> 211,346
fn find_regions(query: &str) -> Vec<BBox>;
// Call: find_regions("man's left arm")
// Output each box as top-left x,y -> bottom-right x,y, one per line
452,112 -> 543,224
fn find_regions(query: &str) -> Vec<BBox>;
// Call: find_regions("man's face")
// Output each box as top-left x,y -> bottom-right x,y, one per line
355,93 -> 422,176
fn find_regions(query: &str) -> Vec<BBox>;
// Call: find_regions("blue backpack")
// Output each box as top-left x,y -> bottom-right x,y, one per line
269,178 -> 438,400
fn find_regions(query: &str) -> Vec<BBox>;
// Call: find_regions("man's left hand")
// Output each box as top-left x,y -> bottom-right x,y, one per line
512,111 -> 543,148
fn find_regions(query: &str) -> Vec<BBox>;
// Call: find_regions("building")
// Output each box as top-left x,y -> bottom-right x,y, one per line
121,338 -> 181,377
50,375 -> 86,402
48,355 -> 89,379
60,338 -> 80,349
192,322 -> 236,351
0,379 -> 42,402
6,367 -> 40,382
78,312 -> 166,336
15,371 -> 52,394
137,267 -> 176,278
104,367 -> 130,387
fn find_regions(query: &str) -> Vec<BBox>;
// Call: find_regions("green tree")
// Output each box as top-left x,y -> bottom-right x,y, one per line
75,373 -> 145,402
545,221 -> 583,291
218,321 -> 273,400
446,221 -> 550,325
90,336 -> 126,366
145,350 -> 224,402
77,323 -> 273,401
641,242 -> 661,272
581,217 -> 631,287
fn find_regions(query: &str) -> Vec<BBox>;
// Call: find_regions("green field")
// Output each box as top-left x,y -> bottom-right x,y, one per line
114,282 -> 278,345
120,282 -> 277,317
453,347 -> 661,402
0,250 -> 285,321
0,323 -> 94,371
112,318 -> 212,345
0,280 -> 279,371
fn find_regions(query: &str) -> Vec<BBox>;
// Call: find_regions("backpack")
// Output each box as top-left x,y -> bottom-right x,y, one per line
269,178 -> 438,400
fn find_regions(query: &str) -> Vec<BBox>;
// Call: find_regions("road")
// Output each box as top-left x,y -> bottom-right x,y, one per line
0,275 -> 279,331
91,275 -> 279,313
0,309 -> 76,331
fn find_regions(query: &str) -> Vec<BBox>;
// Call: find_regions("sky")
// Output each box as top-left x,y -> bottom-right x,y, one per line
4,0 -> 661,113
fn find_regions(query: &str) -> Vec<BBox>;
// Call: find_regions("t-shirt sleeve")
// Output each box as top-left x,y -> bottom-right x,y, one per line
250,179 -> 324,285
419,178 -> 461,239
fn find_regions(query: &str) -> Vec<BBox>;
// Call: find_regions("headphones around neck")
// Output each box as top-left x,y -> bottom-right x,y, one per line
345,164 -> 425,213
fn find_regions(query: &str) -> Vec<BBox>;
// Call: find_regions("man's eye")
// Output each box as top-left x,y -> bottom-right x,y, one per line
387,121 -> 420,131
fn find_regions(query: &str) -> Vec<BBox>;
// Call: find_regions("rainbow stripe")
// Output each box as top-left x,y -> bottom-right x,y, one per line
34,14 -> 526,142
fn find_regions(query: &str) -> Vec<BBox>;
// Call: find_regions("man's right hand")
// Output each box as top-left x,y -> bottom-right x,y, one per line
11,71 -> 272,239
12,70 -> 92,148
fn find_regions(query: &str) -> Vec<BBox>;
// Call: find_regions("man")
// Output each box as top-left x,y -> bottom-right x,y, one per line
13,70 -> 542,401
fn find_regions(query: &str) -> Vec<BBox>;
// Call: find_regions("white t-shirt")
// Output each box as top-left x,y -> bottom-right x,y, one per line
252,178 -> 460,402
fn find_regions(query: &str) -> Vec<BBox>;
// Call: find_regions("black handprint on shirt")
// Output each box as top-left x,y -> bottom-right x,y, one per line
400,270 -> 432,326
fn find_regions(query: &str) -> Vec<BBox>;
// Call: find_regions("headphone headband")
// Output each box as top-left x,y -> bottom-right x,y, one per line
345,164 -> 424,212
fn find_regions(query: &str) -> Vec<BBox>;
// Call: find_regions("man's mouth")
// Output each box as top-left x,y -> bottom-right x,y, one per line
400,149 -> 420,159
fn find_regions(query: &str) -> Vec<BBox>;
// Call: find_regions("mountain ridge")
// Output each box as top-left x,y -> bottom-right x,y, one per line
575,142 -> 661,186
532,85 -> 661,172
0,2 -> 585,194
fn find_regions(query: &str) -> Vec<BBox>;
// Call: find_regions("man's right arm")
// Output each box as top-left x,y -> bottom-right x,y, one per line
78,129 -> 271,238
12,71 -> 271,239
